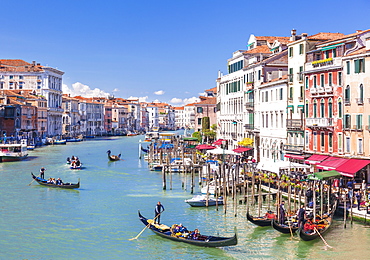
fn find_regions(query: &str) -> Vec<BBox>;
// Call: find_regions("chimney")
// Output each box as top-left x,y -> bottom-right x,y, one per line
301,33 -> 308,39
32,61 -> 36,67
356,30 -> 363,33
290,29 -> 297,41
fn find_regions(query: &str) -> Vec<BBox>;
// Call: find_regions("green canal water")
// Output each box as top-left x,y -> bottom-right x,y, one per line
1,134 -> 370,259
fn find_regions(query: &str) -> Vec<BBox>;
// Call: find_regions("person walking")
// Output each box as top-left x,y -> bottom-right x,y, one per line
154,201 -> 165,224
356,191 -> 362,211
40,167 -> 46,179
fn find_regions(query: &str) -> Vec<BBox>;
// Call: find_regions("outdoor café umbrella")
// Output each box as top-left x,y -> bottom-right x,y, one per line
233,147 -> 252,153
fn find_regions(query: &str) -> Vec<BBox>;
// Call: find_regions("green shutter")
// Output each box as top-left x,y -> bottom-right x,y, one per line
347,61 -> 350,74
355,59 -> 360,73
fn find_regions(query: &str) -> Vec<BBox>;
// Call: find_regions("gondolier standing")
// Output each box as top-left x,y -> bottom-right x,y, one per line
154,201 -> 165,224
279,201 -> 286,224
40,167 -> 46,179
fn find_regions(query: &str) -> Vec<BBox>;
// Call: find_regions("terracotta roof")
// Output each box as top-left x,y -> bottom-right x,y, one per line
243,45 -> 272,54
173,106 -> 184,110
205,87 -> 217,92
195,97 -> 216,105
255,36 -> 291,44
317,29 -> 370,46
185,103 -> 195,107
308,32 -> 345,41
0,59 -> 44,72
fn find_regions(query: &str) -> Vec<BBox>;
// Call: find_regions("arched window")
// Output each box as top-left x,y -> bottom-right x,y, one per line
305,100 -> 309,118
328,98 -> 333,118
320,99 -> 325,118
359,84 -> 364,104
345,85 -> 350,104
313,99 -> 317,118
338,98 -> 343,118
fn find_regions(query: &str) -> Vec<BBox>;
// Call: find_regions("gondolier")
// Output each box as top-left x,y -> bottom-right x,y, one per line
154,201 -> 165,224
40,167 -> 46,179
279,201 -> 286,224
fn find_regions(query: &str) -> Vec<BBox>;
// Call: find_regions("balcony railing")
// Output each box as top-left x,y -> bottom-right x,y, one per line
286,119 -> 303,129
245,101 -> 254,109
244,124 -> 254,130
306,118 -> 333,127
283,144 -> 304,153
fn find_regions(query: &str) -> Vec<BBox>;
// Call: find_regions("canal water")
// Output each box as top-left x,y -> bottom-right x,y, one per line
1,134 -> 370,260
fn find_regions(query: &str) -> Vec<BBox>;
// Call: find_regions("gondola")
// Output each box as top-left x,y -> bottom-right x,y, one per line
141,147 -> 149,153
107,150 -> 121,161
298,200 -> 337,241
246,211 -> 275,227
138,211 -> 237,247
31,173 -> 80,189
271,219 -> 299,234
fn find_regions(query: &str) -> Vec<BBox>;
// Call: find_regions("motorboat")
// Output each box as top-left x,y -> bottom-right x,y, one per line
185,195 -> 224,207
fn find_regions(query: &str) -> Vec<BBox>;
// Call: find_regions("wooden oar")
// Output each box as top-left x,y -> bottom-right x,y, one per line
288,219 -> 294,239
129,212 -> 162,241
28,172 -> 40,186
313,226 -> 333,248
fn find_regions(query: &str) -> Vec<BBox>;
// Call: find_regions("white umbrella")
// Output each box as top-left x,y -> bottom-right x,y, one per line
206,147 -> 237,155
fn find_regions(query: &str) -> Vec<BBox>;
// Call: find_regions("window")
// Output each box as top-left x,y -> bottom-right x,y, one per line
344,114 -> 351,128
333,48 -> 337,58
358,138 -> 363,154
305,131 -> 309,146
258,70 -> 261,80
197,118 -> 202,125
19,75 -> 24,80
305,101 -> 309,118
354,58 -> 365,73
289,68 -> 293,82
313,100 -> 317,118
313,75 -> 317,88
321,132 -> 325,148
265,92 -> 268,102
289,47 -> 293,57
299,66 -> 303,81
345,136 -> 350,153
320,74 -> 324,87
320,99 -> 325,118
328,98 -> 333,118
338,133 -> 342,152
305,77 -> 309,89
289,87 -> 293,99
338,72 -> 342,86
313,132 -> 317,150
300,85 -> 303,99
197,107 -> 203,113
359,84 -> 364,104
346,61 -> 350,74
325,50 -> 330,59
9,75 -> 13,79
279,88 -> 283,100
339,98 -> 343,116
345,85 -> 350,103
356,114 -> 362,129
299,44 -> 304,54
329,133 -> 333,148
328,73 -> 332,86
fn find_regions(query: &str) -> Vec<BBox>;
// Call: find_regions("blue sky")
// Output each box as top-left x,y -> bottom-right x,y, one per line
1,0 -> 369,106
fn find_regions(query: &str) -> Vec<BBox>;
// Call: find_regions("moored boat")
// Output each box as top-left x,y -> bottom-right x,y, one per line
271,219 -> 299,234
185,195 -> 224,207
31,173 -> 80,189
138,211 -> 237,247
53,139 -> 67,145
0,143 -> 28,162
246,211 -> 276,227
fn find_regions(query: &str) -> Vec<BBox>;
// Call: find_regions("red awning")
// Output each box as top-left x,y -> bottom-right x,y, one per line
233,147 -> 252,153
316,157 -> 350,170
335,159 -> 370,177
213,139 -> 227,146
304,154 -> 329,165
195,144 -> 216,150
284,154 -> 305,160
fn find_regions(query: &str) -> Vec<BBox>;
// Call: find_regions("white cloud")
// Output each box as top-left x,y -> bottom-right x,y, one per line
128,96 -> 148,102
168,96 -> 200,106
113,88 -> 120,92
62,82 -> 110,98
154,90 -> 165,95
169,98 -> 183,104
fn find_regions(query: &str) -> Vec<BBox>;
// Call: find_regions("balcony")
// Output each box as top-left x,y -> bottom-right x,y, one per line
244,124 -> 254,130
325,86 -> 333,92
283,144 -> 304,153
286,119 -> 303,130
245,101 -> 254,109
344,98 -> 350,105
306,118 -> 333,128
317,87 -> 325,93
352,125 -> 363,131
310,88 -> 317,94
305,57 -> 342,71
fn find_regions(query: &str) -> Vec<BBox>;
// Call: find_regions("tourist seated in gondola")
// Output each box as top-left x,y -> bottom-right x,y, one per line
75,159 -> 81,167
303,219 -> 316,233
190,229 -> 200,240
265,210 -> 276,219
56,178 -> 63,185
66,157 -> 71,164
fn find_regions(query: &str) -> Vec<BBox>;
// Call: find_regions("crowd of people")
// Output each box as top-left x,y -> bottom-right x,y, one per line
67,155 -> 82,168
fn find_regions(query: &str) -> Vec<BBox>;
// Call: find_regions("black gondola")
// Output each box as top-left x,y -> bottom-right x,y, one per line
246,211 -> 275,227
298,200 -> 337,241
107,150 -> 121,161
31,173 -> 80,189
141,147 -> 149,153
271,219 -> 299,234
138,211 -> 237,247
